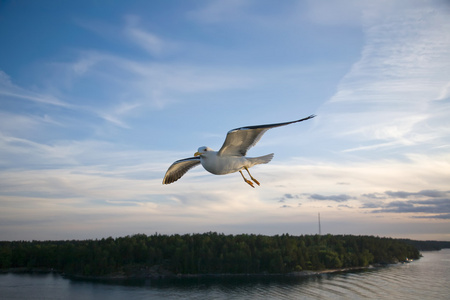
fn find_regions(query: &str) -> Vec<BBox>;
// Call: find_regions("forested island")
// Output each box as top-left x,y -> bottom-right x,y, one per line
0,233 -> 437,279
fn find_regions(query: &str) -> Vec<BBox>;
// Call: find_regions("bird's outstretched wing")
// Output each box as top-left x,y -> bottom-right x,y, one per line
163,157 -> 201,184
218,114 -> 316,156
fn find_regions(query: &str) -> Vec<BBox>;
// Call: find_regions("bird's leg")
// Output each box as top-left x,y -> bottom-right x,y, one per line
244,167 -> 260,186
239,170 -> 255,188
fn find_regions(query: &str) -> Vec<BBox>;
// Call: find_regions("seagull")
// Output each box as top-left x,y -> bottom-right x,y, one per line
162,114 -> 316,188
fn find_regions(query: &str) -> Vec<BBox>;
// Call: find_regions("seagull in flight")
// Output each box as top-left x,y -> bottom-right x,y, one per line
163,114 -> 316,188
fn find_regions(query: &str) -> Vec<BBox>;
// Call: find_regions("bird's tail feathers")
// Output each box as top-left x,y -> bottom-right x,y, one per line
249,153 -> 274,166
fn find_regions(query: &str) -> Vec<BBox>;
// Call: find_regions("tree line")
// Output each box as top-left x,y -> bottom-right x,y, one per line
0,233 -> 421,277
400,239 -> 450,251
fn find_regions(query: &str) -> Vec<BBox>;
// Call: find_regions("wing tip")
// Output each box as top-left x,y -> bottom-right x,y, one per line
293,114 -> 316,124
162,176 -> 178,185
303,114 -> 316,120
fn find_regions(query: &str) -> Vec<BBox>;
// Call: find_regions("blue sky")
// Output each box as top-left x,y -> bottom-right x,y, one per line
1,0 -> 449,241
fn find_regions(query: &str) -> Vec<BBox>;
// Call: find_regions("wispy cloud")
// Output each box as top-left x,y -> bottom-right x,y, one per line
47,49 -> 259,116
385,190 -> 449,199
303,0 -> 364,27
360,190 -> 450,219
123,15 -> 166,56
371,198 -> 450,219
316,1 -> 450,154
0,71 -> 71,108
187,0 -> 252,24
309,194 -> 354,202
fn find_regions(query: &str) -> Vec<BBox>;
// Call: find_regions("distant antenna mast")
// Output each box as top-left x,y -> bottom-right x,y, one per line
318,212 -> 321,235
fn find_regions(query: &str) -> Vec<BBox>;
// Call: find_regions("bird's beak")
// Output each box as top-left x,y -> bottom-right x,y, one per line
194,152 -> 201,156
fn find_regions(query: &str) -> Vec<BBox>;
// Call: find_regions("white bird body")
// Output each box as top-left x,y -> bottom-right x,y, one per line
162,114 -> 315,187
197,148 -> 274,175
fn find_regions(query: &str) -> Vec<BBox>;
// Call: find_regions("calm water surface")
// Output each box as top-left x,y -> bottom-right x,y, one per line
1,249 -> 449,299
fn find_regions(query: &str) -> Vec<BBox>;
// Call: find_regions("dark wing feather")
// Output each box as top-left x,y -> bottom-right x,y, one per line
162,157 -> 201,184
218,114 -> 316,156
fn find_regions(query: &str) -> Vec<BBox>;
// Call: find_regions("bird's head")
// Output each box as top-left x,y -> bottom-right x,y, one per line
194,146 -> 212,157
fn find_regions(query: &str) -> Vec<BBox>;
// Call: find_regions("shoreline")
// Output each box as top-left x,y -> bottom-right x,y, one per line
1,265 -> 377,281
69,265 -> 377,281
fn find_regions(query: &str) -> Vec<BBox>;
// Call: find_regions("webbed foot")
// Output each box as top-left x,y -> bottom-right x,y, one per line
239,170 -> 255,188
245,167 -> 260,186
